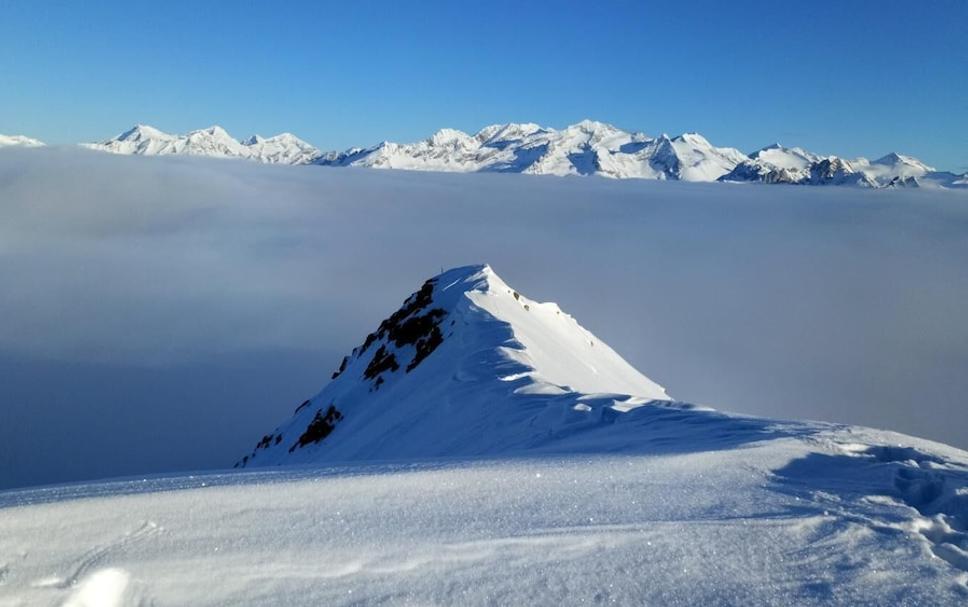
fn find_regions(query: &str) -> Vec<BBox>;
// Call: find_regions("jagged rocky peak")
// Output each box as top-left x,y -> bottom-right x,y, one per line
235,264 -> 669,468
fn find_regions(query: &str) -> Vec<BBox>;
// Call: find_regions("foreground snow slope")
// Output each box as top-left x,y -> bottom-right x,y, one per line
1,417 -> 967,605
1,264 -> 966,605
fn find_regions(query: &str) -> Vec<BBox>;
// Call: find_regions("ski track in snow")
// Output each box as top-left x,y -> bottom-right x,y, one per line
33,520 -> 160,590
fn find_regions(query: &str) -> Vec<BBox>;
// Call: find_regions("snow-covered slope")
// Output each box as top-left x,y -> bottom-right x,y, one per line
84,125 -> 321,164
236,264 -> 669,468
318,120 -> 749,182
0,134 -> 45,148
2,265 -> 967,605
2,424 -> 967,606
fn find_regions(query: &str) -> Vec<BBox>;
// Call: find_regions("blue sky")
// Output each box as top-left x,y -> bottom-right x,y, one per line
2,0 -> 966,170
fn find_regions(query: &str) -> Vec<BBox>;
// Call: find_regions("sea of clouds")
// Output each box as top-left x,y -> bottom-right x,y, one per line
2,146 -> 966,489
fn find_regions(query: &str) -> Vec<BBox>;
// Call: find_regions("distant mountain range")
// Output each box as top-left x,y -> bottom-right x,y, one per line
3,121 -> 965,189
81,124 -> 321,165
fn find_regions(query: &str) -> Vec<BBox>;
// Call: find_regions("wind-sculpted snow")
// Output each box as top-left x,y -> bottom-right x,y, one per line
1,415 -> 967,605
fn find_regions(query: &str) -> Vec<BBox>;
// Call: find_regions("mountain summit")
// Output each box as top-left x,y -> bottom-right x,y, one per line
237,264 -> 669,468
0,134 -> 45,148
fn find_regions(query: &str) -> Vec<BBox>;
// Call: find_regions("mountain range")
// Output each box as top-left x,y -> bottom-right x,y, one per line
81,124 -> 321,165
3,121 -> 965,189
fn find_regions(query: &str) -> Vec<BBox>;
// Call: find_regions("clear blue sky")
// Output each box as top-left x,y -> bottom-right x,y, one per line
2,0 -> 966,170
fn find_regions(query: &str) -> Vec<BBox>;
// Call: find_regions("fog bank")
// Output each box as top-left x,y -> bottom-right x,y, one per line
1,147 -> 966,489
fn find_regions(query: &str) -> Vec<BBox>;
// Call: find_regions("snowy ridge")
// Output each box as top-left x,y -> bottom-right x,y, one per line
19,119 -> 968,188
317,119 -> 750,182
720,143 -> 965,189
83,124 -> 321,164
316,121 -> 966,188
0,134 -> 45,148
237,264 -> 669,468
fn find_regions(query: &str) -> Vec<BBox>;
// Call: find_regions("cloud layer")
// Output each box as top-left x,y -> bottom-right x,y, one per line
1,147 -> 966,489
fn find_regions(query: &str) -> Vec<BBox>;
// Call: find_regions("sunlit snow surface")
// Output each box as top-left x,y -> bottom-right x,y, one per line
2,416 -> 967,605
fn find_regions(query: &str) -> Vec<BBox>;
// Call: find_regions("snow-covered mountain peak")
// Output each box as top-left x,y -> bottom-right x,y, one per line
193,125 -> 232,138
873,152 -> 934,172
568,119 -> 619,132
427,128 -> 476,148
116,124 -> 172,142
235,264 -> 669,468
0,134 -> 46,148
562,120 -> 634,144
673,132 -> 711,147
475,122 -> 545,143
266,132 -> 304,143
